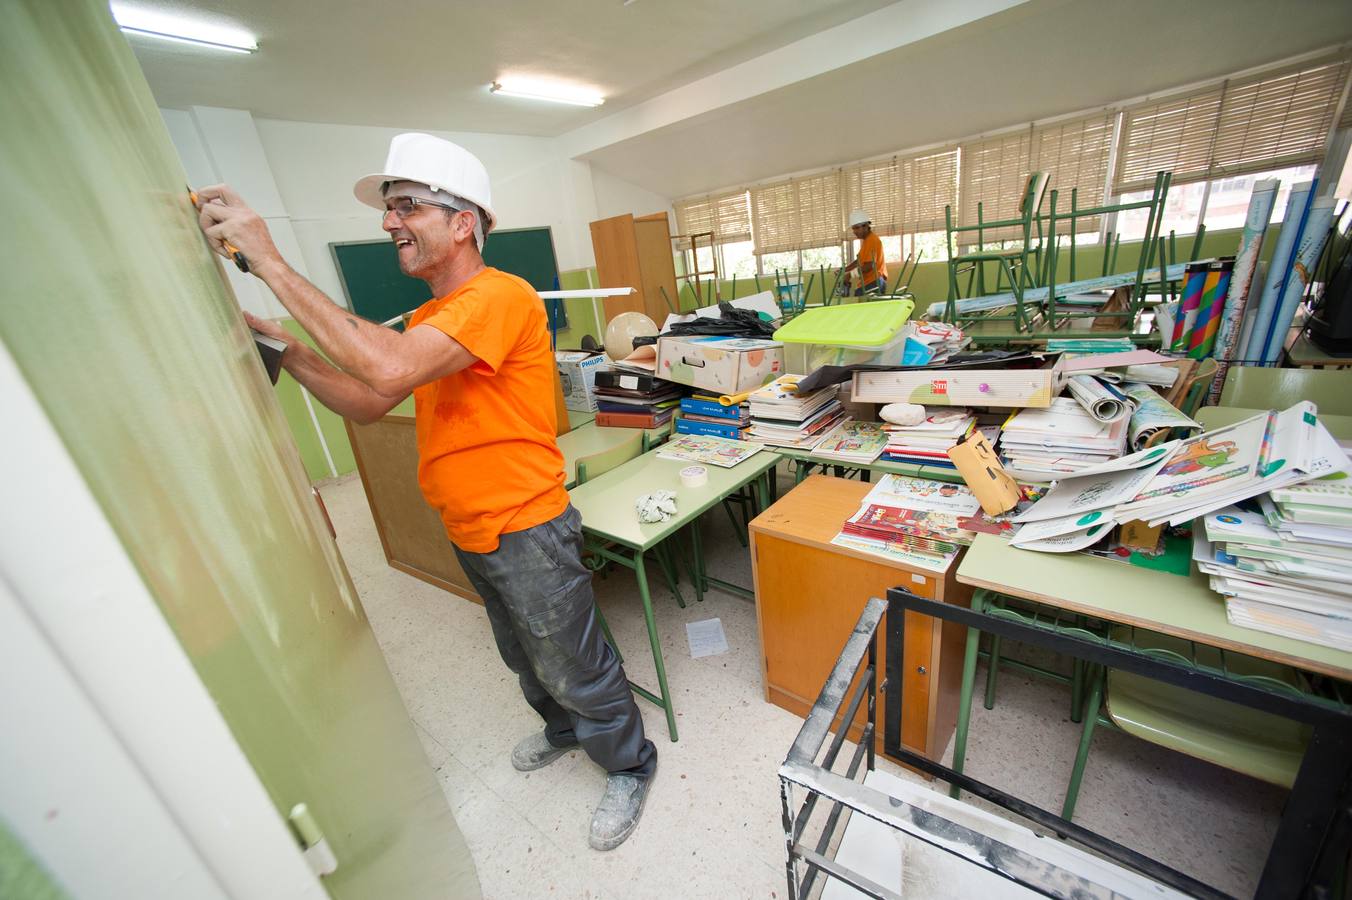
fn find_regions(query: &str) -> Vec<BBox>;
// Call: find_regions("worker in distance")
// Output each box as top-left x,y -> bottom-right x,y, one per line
842,208 -> 889,296
193,132 -> 657,852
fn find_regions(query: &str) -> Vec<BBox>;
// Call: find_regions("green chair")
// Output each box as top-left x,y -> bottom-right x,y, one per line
1219,366 -> 1352,415
944,172 -> 1050,330
1061,628 -> 1310,820
574,432 -> 644,485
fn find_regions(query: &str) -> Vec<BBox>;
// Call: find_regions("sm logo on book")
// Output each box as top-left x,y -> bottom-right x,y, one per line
930,379 -> 948,395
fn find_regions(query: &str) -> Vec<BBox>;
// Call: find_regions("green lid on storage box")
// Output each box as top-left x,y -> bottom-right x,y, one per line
772,298 -> 915,347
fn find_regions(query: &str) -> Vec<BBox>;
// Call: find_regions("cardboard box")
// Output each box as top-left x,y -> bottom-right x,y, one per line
655,336 -> 783,394
555,350 -> 607,412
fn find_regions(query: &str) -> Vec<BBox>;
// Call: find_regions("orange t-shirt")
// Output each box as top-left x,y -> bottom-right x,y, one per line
856,232 -> 888,286
406,267 -> 568,553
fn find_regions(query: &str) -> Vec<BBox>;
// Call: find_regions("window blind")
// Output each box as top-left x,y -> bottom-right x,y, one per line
1115,55 -> 1352,192
673,190 -> 751,246
1031,113 -> 1115,231
1210,56 -> 1352,178
750,172 -> 843,255
958,128 -> 1032,240
842,147 -> 958,239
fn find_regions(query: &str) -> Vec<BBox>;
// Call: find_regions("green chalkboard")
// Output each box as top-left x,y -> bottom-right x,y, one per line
330,226 -> 565,330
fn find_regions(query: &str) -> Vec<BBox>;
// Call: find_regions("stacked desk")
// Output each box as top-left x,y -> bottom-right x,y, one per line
874,403 -> 1352,895
569,446 -> 779,740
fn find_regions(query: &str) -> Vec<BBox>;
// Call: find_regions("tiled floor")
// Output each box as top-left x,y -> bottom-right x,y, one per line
320,467 -> 1284,899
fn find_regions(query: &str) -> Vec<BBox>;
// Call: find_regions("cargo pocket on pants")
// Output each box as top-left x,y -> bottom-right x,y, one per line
525,576 -> 592,639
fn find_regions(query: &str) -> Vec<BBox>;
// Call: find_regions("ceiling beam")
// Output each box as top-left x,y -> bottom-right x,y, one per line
556,0 -> 1032,161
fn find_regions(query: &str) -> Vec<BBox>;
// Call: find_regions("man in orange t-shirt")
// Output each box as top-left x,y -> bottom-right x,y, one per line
843,208 -> 889,296
193,133 -> 655,852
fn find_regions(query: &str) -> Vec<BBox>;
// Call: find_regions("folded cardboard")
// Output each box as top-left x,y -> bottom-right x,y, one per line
656,336 -> 784,394
555,350 -> 607,412
946,431 -> 1021,516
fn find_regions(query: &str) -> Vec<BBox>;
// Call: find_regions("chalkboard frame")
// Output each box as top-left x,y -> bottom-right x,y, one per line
329,225 -> 566,330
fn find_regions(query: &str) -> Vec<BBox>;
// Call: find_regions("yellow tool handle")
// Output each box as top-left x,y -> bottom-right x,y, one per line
718,389 -> 754,407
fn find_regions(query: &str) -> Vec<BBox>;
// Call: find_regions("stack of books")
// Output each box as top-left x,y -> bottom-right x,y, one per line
811,421 -> 888,464
880,408 -> 975,468
1200,497 -> 1346,651
998,397 -> 1128,479
1007,403 -> 1343,555
746,375 -> 846,450
592,369 -> 682,429
830,474 -> 983,572
676,395 -> 751,440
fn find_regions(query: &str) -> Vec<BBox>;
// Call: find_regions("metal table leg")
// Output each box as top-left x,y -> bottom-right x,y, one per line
632,549 -> 679,741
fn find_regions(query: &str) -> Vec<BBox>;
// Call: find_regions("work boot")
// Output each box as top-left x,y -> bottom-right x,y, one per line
511,731 -> 578,772
588,765 -> 655,851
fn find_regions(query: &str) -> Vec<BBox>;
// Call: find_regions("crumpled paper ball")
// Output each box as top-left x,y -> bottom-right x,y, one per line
635,490 -> 678,523
879,402 -> 926,426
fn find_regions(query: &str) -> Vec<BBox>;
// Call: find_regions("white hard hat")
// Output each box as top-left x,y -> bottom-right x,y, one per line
353,133 -> 498,235
848,209 -> 871,227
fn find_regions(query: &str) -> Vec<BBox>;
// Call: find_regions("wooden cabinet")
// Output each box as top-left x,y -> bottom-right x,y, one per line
749,474 -> 972,764
589,212 -> 679,324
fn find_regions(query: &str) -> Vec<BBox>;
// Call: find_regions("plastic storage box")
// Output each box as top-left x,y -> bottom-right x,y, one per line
772,298 -> 915,372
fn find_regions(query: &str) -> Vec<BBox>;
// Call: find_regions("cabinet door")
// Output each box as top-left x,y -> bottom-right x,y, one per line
753,535 -> 938,756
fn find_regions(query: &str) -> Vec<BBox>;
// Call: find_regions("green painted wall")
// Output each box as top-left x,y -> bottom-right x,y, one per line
0,3 -> 480,895
0,821 -> 70,900
276,319 -> 357,481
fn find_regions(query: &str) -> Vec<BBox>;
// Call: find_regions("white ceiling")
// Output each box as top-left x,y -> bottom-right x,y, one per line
580,0 -> 1352,198
124,0 -> 1352,202
122,0 -> 895,135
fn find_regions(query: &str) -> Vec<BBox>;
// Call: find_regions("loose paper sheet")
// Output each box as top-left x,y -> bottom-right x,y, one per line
686,618 -> 729,658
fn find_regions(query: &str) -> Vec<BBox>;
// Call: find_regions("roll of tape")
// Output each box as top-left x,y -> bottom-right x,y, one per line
679,465 -> 708,488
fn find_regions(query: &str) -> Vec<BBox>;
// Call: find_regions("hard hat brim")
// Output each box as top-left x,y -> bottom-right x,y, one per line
353,172 -> 498,234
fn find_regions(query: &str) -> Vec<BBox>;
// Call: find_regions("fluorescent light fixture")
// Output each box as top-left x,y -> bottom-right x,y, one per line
111,4 -> 258,53
490,78 -> 603,108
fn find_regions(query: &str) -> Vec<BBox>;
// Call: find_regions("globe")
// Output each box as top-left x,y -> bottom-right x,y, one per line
603,311 -> 659,361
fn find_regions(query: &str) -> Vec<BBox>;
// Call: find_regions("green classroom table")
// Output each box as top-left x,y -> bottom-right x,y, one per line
956,534 -> 1352,681
776,446 -> 966,486
568,446 -> 781,740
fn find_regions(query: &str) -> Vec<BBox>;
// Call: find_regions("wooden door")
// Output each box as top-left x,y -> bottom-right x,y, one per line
589,214 -> 645,320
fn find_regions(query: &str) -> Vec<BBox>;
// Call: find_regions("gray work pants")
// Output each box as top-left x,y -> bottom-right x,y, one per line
454,505 -> 657,778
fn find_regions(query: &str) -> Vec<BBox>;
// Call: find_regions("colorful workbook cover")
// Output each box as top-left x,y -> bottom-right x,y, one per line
1120,412 -> 1271,506
841,502 -> 976,547
862,474 -> 983,517
810,420 -> 888,462
656,434 -> 763,468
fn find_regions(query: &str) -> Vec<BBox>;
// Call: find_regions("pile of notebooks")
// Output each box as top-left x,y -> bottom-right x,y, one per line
1009,402 -> 1344,556
1199,497 -> 1352,653
592,369 -> 681,429
746,375 -> 846,450
1190,419 -> 1352,651
880,408 -> 976,469
676,394 -> 751,440
998,397 -> 1128,479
